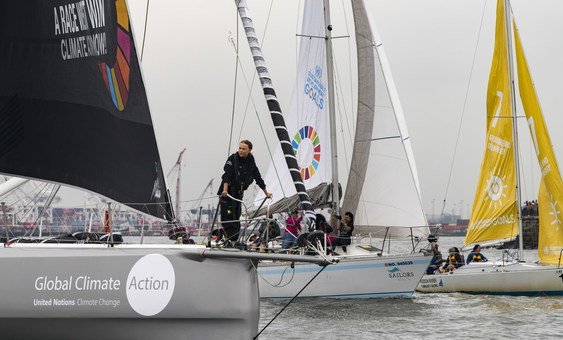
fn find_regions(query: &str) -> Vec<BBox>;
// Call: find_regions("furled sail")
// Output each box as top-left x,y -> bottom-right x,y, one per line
343,0 -> 428,239
465,0 -> 517,247
514,23 -> 563,265
235,0 -> 316,221
0,0 -> 174,220
256,0 -> 332,210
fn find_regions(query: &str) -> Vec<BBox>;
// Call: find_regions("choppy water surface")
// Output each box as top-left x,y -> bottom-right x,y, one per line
258,293 -> 562,339
257,237 -> 562,339
132,236 -> 562,339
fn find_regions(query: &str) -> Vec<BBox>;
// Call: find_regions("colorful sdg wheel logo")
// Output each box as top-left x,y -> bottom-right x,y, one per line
291,126 -> 321,180
99,0 -> 131,111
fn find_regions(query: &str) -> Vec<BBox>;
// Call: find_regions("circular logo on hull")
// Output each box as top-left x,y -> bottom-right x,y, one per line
126,254 -> 175,316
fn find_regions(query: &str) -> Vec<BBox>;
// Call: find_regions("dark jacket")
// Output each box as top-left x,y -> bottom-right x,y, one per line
467,252 -> 488,264
217,153 -> 266,198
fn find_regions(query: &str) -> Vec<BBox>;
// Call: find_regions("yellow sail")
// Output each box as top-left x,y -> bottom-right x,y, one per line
465,0 -> 518,247
514,23 -> 563,265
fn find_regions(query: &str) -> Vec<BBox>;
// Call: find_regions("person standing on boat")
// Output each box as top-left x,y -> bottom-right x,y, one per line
466,244 -> 488,264
218,140 -> 271,247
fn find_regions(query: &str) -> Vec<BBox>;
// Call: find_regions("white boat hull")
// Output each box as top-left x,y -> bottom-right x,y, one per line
259,251 -> 431,299
0,244 -> 259,340
417,262 -> 563,295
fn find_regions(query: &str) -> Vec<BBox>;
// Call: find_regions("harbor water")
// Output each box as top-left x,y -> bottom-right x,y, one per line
133,236 -> 562,339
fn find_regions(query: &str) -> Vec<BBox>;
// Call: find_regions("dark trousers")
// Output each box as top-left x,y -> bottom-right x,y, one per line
220,197 -> 242,242
333,235 -> 351,252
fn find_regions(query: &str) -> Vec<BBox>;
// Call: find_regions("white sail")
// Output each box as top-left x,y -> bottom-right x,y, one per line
344,3 -> 428,239
257,0 -> 332,207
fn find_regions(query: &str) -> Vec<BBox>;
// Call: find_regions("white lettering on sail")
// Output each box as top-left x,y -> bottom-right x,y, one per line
468,214 -> 515,230
491,90 -> 503,128
487,134 -> 510,155
527,117 -> 540,157
86,0 -> 105,29
52,0 -> 108,61
54,8 -> 61,35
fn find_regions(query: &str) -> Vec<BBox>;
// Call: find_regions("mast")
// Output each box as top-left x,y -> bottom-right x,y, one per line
504,0 -> 524,259
234,0 -> 316,222
323,0 -> 340,216
175,148 -> 186,223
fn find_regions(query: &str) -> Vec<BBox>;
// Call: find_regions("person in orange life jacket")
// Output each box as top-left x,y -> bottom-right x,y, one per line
218,140 -> 271,246
466,244 -> 488,264
439,247 -> 464,273
282,210 -> 303,249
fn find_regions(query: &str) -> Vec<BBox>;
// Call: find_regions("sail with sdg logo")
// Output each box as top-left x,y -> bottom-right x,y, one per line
256,0 -> 333,209
417,0 -> 563,296
238,0 -> 432,299
0,1 -> 332,338
464,0 -> 518,248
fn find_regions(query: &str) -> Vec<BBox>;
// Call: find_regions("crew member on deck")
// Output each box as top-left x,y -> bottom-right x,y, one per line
467,244 -> 488,264
218,140 -> 271,247
439,247 -> 464,273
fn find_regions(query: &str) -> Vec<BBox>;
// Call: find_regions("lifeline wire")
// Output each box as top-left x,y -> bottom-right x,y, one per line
140,0 -> 150,61
254,264 -> 328,339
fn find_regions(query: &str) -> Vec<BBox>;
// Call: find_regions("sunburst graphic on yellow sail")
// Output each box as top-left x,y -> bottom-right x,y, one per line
465,0 -> 518,248
514,21 -> 563,265
485,172 -> 508,209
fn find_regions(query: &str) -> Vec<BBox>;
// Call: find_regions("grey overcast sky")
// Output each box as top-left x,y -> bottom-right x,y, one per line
57,0 -> 563,220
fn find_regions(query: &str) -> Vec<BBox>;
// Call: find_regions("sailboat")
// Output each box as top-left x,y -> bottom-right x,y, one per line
417,0 -> 563,295
237,0 -> 432,299
0,1 -> 332,338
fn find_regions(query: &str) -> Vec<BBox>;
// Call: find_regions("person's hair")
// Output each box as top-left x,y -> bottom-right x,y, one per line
240,140 -> 253,150
473,244 -> 480,252
315,213 -> 327,225
344,211 -> 354,223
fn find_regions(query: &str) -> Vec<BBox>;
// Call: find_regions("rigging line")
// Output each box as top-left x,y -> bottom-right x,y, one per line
230,0 -> 288,200
295,0 -> 302,88
5,182 -> 45,219
252,261 -> 296,287
341,0 -> 356,131
140,0 -> 150,62
254,264 -> 328,340
235,0 -> 274,142
333,48 -> 354,169
440,0 -> 488,221
227,12 -> 240,157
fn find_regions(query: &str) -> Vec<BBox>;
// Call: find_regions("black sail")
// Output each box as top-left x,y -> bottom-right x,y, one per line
0,0 -> 174,220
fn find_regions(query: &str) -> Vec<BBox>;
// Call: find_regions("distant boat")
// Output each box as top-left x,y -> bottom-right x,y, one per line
417,0 -> 563,296
238,0 -> 431,299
